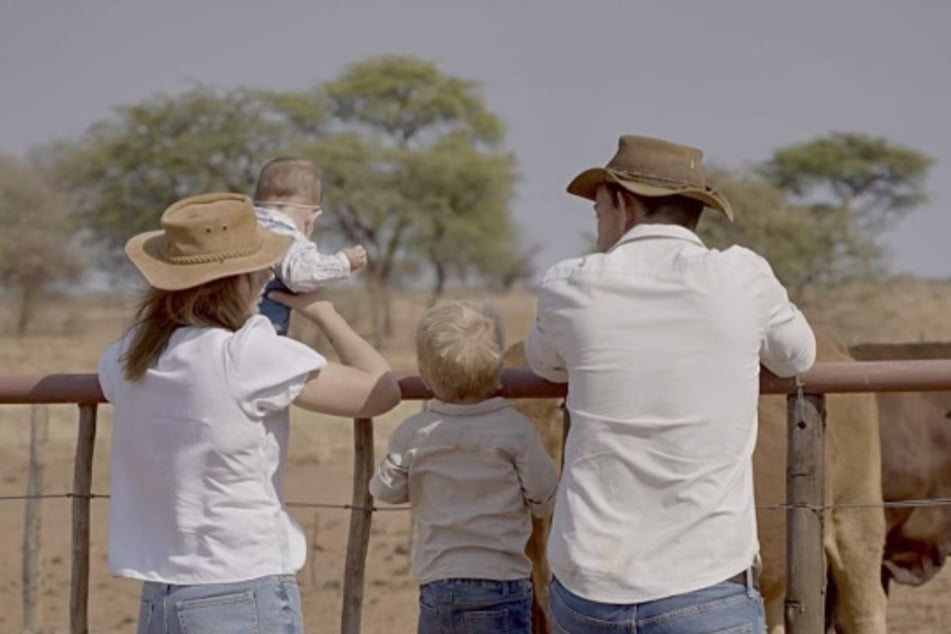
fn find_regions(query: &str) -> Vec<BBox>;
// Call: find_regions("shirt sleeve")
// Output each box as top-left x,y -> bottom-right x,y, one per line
278,236 -> 352,292
96,341 -> 121,403
369,426 -> 410,504
225,316 -> 327,418
747,252 -> 817,377
514,414 -> 560,518
524,288 -> 569,383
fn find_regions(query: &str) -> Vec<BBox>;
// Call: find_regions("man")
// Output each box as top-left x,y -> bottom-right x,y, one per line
524,135 -> 816,633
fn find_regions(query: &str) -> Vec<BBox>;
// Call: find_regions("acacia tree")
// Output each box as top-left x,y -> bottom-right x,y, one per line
398,134 -> 519,300
309,55 -> 521,340
44,85 -> 323,272
698,134 -> 933,299
699,168 -> 871,298
0,153 -> 84,333
759,132 -> 932,264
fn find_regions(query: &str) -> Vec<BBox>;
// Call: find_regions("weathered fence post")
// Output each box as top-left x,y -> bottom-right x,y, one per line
22,404 -> 48,634
70,404 -> 97,634
784,392 -> 826,634
341,417 -> 374,634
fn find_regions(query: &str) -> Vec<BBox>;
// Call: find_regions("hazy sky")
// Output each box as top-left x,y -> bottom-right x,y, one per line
2,0 -> 949,278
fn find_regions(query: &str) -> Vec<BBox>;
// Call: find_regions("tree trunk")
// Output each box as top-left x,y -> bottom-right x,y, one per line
382,285 -> 395,340
364,271 -> 385,348
16,285 -> 38,335
429,259 -> 447,307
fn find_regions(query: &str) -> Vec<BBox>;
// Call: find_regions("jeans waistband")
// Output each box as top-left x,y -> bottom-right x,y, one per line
725,568 -> 758,592
419,577 -> 532,592
141,574 -> 296,597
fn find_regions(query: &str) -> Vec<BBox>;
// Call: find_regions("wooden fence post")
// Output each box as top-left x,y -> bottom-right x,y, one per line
22,404 -> 48,634
341,417 -> 374,634
784,392 -> 826,634
70,404 -> 97,634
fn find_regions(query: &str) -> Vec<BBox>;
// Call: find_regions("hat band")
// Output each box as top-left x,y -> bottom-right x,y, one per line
161,236 -> 265,265
612,169 -> 705,190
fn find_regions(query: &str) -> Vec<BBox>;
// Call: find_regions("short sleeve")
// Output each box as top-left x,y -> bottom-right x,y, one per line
224,315 -> 327,418
97,340 -> 122,403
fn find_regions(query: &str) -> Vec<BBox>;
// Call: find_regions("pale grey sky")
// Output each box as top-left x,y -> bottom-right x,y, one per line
2,0 -> 949,278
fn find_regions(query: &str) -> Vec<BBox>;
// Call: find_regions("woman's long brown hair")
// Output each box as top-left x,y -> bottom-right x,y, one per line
121,274 -> 252,381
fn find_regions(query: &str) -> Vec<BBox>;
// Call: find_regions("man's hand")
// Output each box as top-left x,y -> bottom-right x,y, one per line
342,245 -> 368,272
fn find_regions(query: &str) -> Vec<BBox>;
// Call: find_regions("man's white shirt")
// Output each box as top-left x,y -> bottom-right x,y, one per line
525,223 -> 815,603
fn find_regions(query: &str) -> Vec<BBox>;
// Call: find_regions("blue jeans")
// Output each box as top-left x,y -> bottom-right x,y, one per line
137,574 -> 303,634
549,572 -> 765,634
418,577 -> 533,634
258,278 -> 293,335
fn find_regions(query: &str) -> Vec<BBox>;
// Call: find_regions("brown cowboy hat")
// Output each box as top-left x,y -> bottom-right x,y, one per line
125,193 -> 293,290
566,135 -> 733,220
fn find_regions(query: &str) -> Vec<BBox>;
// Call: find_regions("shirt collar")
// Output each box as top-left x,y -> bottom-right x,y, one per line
610,223 -> 705,251
254,205 -> 296,227
427,396 -> 509,416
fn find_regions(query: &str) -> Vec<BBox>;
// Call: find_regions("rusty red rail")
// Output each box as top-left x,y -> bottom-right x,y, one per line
4,359 -> 951,634
5,360 -> 951,405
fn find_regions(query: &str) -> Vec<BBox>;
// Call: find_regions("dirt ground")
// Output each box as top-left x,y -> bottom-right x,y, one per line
2,281 -> 951,633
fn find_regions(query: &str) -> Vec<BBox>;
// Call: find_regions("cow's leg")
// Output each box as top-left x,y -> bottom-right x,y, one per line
825,507 -> 888,633
763,596 -> 785,634
527,515 -> 552,634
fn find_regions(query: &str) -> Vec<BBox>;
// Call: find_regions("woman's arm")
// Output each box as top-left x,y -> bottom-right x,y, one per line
270,290 -> 402,418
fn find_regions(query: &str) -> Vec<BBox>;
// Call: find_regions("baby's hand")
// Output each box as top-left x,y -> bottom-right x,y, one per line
343,245 -> 368,272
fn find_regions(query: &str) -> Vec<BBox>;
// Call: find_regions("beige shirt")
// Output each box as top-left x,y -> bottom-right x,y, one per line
369,397 -> 559,584
526,224 -> 816,603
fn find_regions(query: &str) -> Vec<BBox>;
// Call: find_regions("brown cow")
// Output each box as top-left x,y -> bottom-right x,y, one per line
507,329 -> 887,634
757,331 -> 887,633
849,342 -> 951,592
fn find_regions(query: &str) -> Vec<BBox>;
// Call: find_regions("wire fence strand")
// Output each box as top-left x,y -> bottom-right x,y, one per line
4,492 -> 951,512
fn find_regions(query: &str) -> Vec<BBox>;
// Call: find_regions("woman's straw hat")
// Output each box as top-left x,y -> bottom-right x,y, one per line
125,193 -> 293,290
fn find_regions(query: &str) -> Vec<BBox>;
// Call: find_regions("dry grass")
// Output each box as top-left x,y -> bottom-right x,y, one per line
1,279 -> 951,632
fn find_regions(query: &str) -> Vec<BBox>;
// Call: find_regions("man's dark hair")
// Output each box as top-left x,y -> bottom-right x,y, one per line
607,184 -> 704,229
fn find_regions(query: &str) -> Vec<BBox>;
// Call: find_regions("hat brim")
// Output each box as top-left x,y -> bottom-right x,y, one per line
567,167 -> 734,221
125,229 -> 293,290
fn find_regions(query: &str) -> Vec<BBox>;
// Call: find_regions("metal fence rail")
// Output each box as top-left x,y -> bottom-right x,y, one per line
3,360 -> 951,634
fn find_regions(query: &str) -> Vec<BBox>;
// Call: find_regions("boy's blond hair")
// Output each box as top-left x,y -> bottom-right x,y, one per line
416,301 -> 505,403
252,157 -> 322,205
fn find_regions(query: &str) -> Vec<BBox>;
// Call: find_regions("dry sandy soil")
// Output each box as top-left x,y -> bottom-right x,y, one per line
2,278 -> 951,633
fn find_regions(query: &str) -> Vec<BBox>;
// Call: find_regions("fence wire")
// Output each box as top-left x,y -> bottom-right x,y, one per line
0,492 -> 411,512
5,492 -> 951,512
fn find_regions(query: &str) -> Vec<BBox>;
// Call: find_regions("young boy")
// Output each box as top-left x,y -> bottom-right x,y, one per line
252,157 -> 367,334
370,301 -> 559,634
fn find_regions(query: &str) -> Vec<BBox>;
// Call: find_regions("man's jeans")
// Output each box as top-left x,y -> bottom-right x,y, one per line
137,574 -> 303,634
549,572 -> 765,634
418,577 -> 533,634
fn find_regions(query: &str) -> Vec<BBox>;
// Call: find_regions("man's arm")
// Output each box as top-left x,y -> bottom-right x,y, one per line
524,290 -> 569,383
757,265 -> 816,377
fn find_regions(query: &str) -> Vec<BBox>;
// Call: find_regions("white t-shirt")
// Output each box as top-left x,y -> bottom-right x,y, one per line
525,224 -> 816,603
98,315 -> 326,584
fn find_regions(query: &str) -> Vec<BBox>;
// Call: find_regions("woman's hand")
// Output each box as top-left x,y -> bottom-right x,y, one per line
269,291 -> 401,417
267,290 -> 336,324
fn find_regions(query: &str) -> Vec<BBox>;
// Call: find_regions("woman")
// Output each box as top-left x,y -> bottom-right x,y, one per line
98,192 -> 401,634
